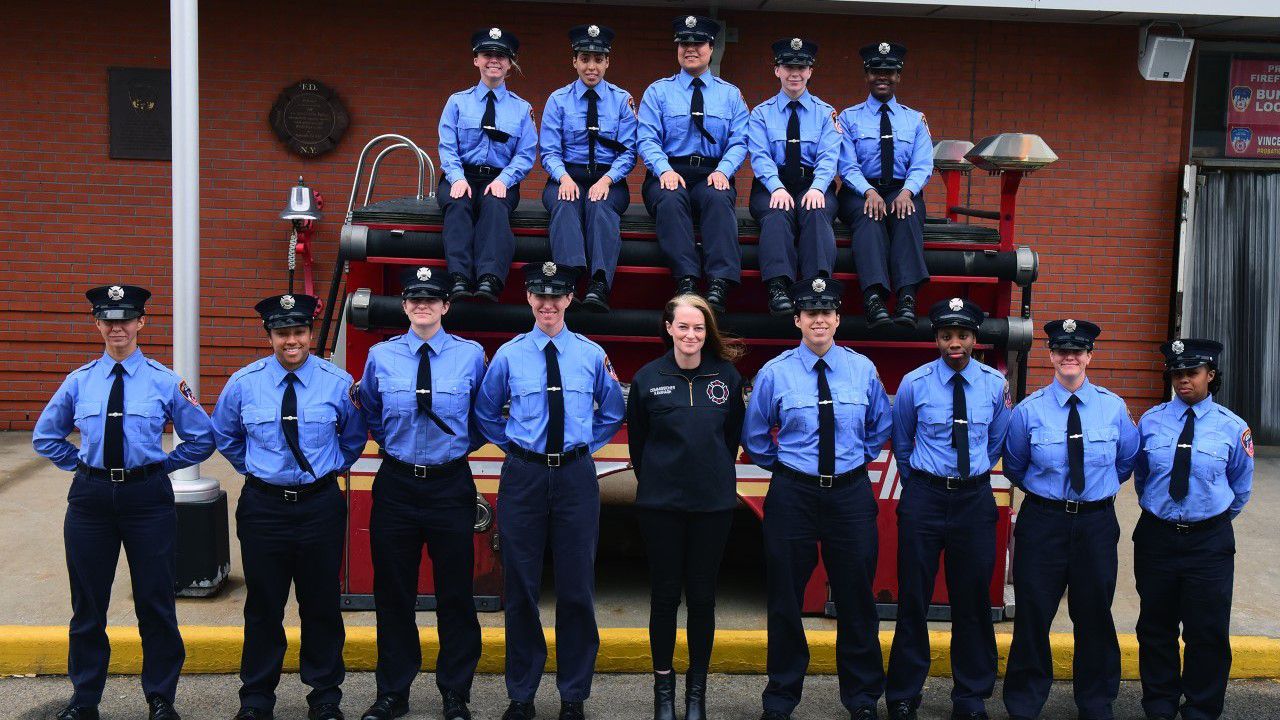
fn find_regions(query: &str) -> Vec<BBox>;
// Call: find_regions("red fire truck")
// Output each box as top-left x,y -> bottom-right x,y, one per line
319,131 -> 1054,619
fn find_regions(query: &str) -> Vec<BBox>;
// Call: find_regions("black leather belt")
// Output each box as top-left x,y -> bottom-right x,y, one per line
245,473 -> 337,502
916,470 -> 991,490
1142,509 -> 1231,535
506,444 -> 590,468
563,163 -> 615,181
665,155 -> 721,169
870,178 -> 905,191
380,453 -> 468,479
1021,491 -> 1114,515
77,462 -> 163,483
462,164 -> 502,178
774,463 -> 869,489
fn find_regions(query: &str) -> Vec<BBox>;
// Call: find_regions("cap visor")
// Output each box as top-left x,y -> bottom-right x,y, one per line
473,43 -> 515,57
1048,340 -> 1091,351
573,43 -> 610,54
93,309 -> 143,321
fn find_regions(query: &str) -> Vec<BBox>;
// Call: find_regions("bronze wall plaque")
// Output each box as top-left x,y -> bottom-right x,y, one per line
269,79 -> 350,158
108,67 -> 171,160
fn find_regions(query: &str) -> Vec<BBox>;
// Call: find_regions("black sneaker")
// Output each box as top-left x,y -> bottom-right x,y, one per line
360,694 -> 408,720
892,293 -> 917,327
473,274 -> 503,302
448,274 -> 473,301
849,706 -> 879,720
765,277 -> 794,316
309,703 -> 345,720
705,279 -> 730,313
558,701 -> 585,720
675,276 -> 698,297
887,698 -> 918,720
581,279 -> 610,313
232,708 -> 272,720
864,292 -> 893,329
56,706 -> 99,720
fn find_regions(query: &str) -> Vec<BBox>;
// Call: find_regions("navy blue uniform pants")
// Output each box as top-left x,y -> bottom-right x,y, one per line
64,466 -> 183,707
437,176 -> 521,284
498,453 -> 600,703
836,186 -> 928,292
236,480 -> 346,712
886,479 -> 998,713
749,179 -> 837,283
1004,499 -> 1120,720
370,460 -> 481,701
636,508 -> 734,673
542,169 -> 629,287
642,168 -> 741,283
1133,513 -> 1235,720
762,474 -> 882,715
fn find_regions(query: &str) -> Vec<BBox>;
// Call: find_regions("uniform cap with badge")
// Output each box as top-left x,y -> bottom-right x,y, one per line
471,27 -> 519,58
400,265 -> 450,300
569,24 -> 615,54
254,293 -> 320,330
1043,318 -> 1101,351
86,284 -> 151,320
1160,337 -> 1223,371
772,37 -> 818,67
928,297 -> 985,332
789,275 -> 844,311
860,41 -> 907,71
672,15 -> 721,44
522,261 -> 580,297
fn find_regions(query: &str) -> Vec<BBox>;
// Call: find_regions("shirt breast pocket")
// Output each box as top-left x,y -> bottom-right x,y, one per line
242,406 -> 281,451
895,127 -> 916,162
703,107 -> 732,142
509,379 -> 545,434
855,125 -> 881,159
435,380 -> 472,416
832,389 -> 866,428
1030,426 -> 1066,468
74,401 -> 103,444
1143,434 -> 1174,475
1086,426 -> 1119,466
562,110 -> 589,146
562,379 -> 596,423
301,406 -> 338,448
455,111 -> 485,151
377,375 -> 416,416
1193,433 -> 1231,481
920,407 -> 953,444
125,399 -> 167,440
780,393 -> 816,434
968,403 -> 994,444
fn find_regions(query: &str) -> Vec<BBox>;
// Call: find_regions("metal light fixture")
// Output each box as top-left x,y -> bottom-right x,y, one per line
933,140 -> 975,172
965,133 -> 1058,174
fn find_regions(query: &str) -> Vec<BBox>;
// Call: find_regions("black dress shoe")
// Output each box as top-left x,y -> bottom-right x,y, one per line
449,273 -> 473,301
148,694 -> 182,720
309,703 -> 345,720
705,279 -> 730,313
892,293 -> 917,327
233,709 -> 272,720
56,705 -> 99,720
558,701 -> 585,720
887,698 -> 918,720
581,280 -> 610,312
360,694 -> 408,720
864,292 -> 893,329
850,706 -> 879,720
675,276 -> 698,297
765,278 -> 794,316
441,689 -> 471,720
473,275 -> 503,302
949,712 -> 989,720
502,701 -> 537,720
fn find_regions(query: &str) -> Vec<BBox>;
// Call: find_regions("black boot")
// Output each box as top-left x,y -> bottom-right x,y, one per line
675,276 -> 698,297
652,672 -> 676,720
863,289 -> 892,329
705,279 -> 730,313
582,277 -> 610,313
449,273 -> 473,301
501,701 -> 536,720
685,671 -> 707,720
764,277 -> 794,317
892,287 -> 917,327
148,695 -> 181,720
473,274 -> 503,302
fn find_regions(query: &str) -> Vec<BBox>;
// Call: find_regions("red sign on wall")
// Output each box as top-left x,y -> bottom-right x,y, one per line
1227,59 -> 1280,158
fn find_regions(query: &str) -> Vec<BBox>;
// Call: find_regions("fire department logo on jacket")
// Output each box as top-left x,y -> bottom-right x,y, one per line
706,379 -> 729,405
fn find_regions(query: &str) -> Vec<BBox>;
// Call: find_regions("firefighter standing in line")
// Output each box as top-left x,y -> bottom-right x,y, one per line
211,293 -> 366,720
474,262 -> 626,720
885,298 -> 1012,720
539,23 -> 637,312
1133,339 -> 1253,720
746,37 -> 840,317
355,266 -> 487,720
33,284 -> 215,720
438,27 -> 539,303
637,15 -> 750,312
1001,319 -> 1140,720
835,42 -> 932,330
742,277 -> 893,720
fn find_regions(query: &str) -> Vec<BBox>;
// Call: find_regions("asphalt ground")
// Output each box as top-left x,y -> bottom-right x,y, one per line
6,673 -> 1280,720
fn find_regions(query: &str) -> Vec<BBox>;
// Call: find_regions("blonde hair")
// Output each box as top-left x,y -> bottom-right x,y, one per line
662,293 -> 745,362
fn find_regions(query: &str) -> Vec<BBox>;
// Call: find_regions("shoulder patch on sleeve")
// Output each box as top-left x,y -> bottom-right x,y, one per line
1242,427 -> 1254,458
179,379 -> 200,406
348,381 -> 363,410
626,94 -> 637,115
603,354 -> 618,382
919,112 -> 928,128
1003,380 -> 1013,409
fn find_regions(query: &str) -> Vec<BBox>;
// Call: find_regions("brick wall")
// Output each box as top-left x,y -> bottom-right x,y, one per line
0,0 -> 1184,429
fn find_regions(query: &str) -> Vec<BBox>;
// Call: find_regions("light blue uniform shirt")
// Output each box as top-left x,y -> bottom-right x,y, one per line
357,329 -> 487,465
539,78 -> 638,184
892,357 -> 1013,483
211,354 -> 366,485
747,90 -> 840,194
475,325 -> 625,454
742,343 -> 893,476
438,82 -> 539,188
1135,395 -> 1253,521
33,348 -> 215,473
637,70 -> 749,178
1003,378 -> 1140,501
836,94 -> 933,197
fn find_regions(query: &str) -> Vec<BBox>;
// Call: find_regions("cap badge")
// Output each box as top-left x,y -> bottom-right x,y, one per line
587,24 -> 600,37
949,297 -> 963,312
1172,340 -> 1185,355
1063,318 -> 1077,333
280,295 -> 296,310
107,285 -> 125,301
542,261 -> 557,277
878,42 -> 891,55
489,27 -> 502,40
685,15 -> 697,28
416,267 -> 432,281
811,278 -> 826,293
790,38 -> 803,51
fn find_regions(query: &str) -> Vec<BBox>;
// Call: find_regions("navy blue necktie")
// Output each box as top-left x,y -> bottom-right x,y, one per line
952,375 -> 970,480
690,77 -> 716,144
104,363 -> 125,470
784,100 -> 802,185
482,90 -> 511,143
816,359 -> 835,477
1170,409 -> 1195,501
282,372 -> 316,479
1066,395 -> 1085,494
878,104 -> 894,185
544,342 -> 564,455
416,344 -> 456,436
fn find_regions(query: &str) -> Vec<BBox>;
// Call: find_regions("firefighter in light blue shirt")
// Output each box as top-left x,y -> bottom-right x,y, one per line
885,298 -> 1012,720
354,266 -> 487,720
1132,338 -> 1253,720
438,28 -> 539,303
211,293 -> 365,720
1002,319 -> 1140,720
836,42 -> 933,330
474,262 -> 625,720
33,284 -> 213,720
540,24 -> 637,312
741,277 -> 892,720
747,37 -> 840,317
637,15 -> 749,312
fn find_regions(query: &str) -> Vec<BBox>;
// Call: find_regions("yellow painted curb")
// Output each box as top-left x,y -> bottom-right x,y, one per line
1,626 -> 1278,679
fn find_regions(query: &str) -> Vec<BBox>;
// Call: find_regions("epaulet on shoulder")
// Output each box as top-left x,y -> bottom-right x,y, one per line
450,88 -> 471,98
369,337 -> 395,351
850,101 -> 867,111
497,333 -> 528,352
812,95 -> 834,111
1211,403 -> 1248,428
573,332 -> 607,356
144,358 -> 177,376
1095,385 -> 1121,399
1140,402 -> 1169,420
1024,386 -> 1048,402
508,90 -> 529,105
759,348 -> 795,372
976,362 -> 1004,379
905,363 -> 934,382
70,360 -> 97,375
454,335 -> 485,354
314,358 -> 350,379
230,359 -> 268,382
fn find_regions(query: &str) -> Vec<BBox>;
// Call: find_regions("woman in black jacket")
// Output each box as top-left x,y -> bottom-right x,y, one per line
627,293 -> 746,720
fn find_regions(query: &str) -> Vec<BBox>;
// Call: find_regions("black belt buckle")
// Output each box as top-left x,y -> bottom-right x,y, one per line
1065,499 -> 1080,514
818,474 -> 834,488
414,464 -> 428,479
945,476 -> 963,490
110,468 -> 126,483
1175,522 -> 1192,534
477,164 -> 495,176
547,453 -> 562,468
687,156 -> 705,168
283,489 -> 299,502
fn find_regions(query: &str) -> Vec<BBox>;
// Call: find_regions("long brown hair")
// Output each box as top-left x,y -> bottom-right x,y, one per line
662,293 -> 745,362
